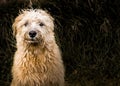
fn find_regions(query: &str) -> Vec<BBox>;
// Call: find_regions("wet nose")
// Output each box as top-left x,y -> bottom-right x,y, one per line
29,31 -> 37,38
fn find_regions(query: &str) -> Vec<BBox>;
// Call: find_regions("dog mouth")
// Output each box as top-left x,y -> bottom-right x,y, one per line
25,38 -> 41,44
24,32 -> 43,45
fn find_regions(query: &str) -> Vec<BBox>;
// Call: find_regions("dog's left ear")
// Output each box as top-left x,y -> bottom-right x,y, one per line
47,13 -> 54,31
50,17 -> 54,31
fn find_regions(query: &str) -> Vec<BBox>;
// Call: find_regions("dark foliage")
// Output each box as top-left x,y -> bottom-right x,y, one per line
1,0 -> 120,86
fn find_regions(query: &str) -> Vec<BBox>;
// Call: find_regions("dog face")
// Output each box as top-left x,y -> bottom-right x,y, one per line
13,9 -> 54,46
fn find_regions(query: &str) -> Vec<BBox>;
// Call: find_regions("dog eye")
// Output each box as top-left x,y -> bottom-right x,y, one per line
24,22 -> 28,26
39,22 -> 44,27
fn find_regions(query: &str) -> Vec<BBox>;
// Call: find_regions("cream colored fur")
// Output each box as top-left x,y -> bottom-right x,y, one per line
11,9 -> 65,86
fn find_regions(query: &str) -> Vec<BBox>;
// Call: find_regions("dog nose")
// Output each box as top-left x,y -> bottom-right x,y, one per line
29,31 -> 37,38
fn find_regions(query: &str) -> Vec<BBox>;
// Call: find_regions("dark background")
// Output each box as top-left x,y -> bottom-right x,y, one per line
0,0 -> 120,86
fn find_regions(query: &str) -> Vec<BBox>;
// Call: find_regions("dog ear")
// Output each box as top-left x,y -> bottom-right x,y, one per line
46,11 -> 54,31
12,21 -> 17,36
12,14 -> 24,36
49,16 -> 54,31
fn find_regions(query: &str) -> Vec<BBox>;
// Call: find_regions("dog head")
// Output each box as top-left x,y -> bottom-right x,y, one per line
12,9 -> 54,46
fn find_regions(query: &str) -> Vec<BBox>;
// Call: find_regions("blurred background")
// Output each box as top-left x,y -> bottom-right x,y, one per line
0,0 -> 120,86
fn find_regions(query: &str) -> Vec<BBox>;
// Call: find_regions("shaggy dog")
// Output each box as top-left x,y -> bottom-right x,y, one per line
11,9 -> 65,86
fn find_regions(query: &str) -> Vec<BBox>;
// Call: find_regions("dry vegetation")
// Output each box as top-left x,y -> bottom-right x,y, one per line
0,0 -> 120,86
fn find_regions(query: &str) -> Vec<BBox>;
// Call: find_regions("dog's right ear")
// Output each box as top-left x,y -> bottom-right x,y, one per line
12,21 -> 17,37
12,14 -> 24,36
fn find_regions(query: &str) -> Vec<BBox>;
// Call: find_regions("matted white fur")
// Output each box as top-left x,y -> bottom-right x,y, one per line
11,9 -> 65,86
